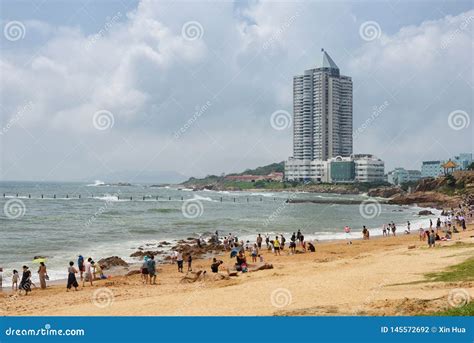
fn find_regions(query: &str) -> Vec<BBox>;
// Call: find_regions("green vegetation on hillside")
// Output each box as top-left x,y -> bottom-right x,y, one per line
228,161 -> 285,176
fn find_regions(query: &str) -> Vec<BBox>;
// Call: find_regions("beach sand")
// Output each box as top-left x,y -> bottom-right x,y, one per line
1,224 -> 473,316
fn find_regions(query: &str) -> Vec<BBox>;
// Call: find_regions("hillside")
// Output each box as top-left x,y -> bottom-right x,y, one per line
227,161 -> 285,176
180,161 -> 390,193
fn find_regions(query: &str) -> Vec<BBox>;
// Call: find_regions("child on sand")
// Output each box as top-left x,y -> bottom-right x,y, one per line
251,244 -> 258,263
12,269 -> 19,290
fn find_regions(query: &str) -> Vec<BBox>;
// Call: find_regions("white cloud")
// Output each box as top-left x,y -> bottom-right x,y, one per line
0,1 -> 472,181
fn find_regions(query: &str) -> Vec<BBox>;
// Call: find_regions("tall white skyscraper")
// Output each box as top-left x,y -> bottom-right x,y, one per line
286,49 -> 360,182
292,49 -> 353,161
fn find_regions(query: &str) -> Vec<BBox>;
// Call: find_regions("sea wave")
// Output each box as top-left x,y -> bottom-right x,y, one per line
86,180 -> 106,187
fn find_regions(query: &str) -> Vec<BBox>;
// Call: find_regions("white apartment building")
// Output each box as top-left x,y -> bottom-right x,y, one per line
286,154 -> 384,183
353,154 -> 385,183
292,49 -> 353,161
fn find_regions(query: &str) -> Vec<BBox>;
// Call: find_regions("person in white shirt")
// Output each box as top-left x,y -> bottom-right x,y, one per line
174,251 -> 184,273
82,258 -> 93,287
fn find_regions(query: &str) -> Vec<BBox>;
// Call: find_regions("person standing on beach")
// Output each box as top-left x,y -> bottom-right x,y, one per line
391,222 -> 396,236
382,224 -> 387,236
38,262 -> 47,289
141,256 -> 149,284
406,221 -> 411,234
428,230 -> 436,248
12,269 -> 19,290
83,258 -> 93,287
256,234 -> 262,249
429,219 -> 433,229
66,261 -> 79,291
297,230 -> 301,242
19,266 -> 32,295
187,254 -> 193,272
344,226 -> 352,244
251,244 -> 258,262
299,232 -> 304,247
0,267 -> 2,289
265,234 -> 270,248
419,227 -> 425,241
273,237 -> 281,256
175,251 -> 184,273
147,255 -> 157,284
280,235 -> 286,250
78,255 -> 85,281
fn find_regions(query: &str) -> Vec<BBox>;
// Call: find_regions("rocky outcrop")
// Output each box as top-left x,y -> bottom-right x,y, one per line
388,191 -> 462,208
130,250 -> 162,258
418,210 -> 433,215
367,186 -> 403,198
98,256 -> 129,269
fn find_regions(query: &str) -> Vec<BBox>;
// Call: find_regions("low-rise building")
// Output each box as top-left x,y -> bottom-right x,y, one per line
421,153 -> 472,179
453,153 -> 473,170
285,154 -> 384,183
421,161 -> 443,178
387,168 -> 422,185
353,154 -> 385,183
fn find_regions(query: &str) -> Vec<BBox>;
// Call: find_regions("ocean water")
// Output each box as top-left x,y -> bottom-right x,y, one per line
0,181 -> 441,285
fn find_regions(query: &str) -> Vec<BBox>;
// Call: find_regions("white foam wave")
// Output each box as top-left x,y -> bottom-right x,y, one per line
87,180 -> 106,187
192,194 -> 217,202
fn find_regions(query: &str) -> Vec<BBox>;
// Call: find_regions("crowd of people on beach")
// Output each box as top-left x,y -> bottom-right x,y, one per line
3,199 -> 472,295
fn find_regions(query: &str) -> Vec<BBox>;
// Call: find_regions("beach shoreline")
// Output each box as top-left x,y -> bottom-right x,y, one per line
2,218 -> 472,316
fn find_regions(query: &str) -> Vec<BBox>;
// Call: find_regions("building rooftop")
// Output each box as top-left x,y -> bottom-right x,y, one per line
442,160 -> 458,169
316,49 -> 339,70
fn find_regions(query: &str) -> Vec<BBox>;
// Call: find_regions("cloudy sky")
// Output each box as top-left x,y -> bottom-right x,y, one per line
1,0 -> 473,182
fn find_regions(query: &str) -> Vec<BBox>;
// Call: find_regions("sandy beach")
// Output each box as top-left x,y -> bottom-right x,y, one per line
1,222 -> 473,316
